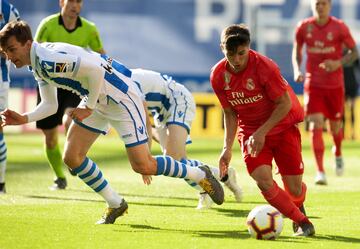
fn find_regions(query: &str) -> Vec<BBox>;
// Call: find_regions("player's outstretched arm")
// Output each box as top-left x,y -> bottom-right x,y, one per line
219,107 -> 237,178
292,41 -> 304,83
0,109 -> 28,126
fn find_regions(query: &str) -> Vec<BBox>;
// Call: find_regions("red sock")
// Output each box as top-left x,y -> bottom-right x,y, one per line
332,128 -> 343,157
261,181 -> 308,224
283,182 -> 307,208
311,128 -> 325,172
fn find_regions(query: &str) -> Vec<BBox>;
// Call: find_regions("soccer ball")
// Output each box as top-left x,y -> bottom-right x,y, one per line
246,205 -> 283,240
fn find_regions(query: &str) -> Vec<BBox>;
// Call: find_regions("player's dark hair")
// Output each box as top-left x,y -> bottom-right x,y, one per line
0,20 -> 33,48
221,24 -> 250,52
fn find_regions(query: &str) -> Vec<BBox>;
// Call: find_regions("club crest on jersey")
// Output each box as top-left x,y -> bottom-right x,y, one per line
224,71 -> 231,90
55,62 -> 74,73
245,78 -> 255,91
327,32 -> 333,41
306,24 -> 313,38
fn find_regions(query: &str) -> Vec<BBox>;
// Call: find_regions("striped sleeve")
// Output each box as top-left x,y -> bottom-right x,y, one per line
9,3 -> 20,21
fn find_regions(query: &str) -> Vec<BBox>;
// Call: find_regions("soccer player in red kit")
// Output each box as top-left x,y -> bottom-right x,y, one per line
292,0 -> 358,185
210,24 -> 315,236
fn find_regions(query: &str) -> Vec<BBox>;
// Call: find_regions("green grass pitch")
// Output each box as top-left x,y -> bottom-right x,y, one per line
0,133 -> 359,249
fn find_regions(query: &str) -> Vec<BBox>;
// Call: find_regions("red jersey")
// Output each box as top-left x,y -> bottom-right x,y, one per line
295,16 -> 356,90
210,50 -> 304,136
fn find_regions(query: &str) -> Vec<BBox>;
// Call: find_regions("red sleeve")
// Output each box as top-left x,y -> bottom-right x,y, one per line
210,68 -> 230,109
259,59 -> 288,101
340,22 -> 356,49
295,21 -> 305,46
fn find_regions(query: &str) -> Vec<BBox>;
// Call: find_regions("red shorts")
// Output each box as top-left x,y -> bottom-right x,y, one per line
240,125 -> 304,175
304,86 -> 344,120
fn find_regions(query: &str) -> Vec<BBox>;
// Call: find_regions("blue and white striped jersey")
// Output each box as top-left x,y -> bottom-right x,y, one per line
130,68 -> 195,128
30,41 -> 140,112
0,0 -> 20,84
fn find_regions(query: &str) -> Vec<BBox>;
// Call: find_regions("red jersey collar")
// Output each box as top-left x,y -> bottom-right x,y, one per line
311,16 -> 333,29
224,49 -> 254,75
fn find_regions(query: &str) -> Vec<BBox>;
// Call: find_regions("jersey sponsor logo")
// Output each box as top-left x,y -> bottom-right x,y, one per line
308,46 -> 335,54
228,91 -> 264,106
55,62 -> 74,73
223,71 -> 231,90
245,78 -> 255,91
308,40 -> 335,54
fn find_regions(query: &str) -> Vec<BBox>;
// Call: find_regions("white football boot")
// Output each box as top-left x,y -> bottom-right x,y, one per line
314,171 -> 327,185
224,167 -> 243,202
196,192 -> 213,210
334,156 -> 344,176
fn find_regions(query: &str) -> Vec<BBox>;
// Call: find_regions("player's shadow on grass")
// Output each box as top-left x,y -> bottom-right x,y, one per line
119,225 -> 306,242
23,195 -> 197,209
119,225 -> 360,244
213,207 -> 251,218
23,193 -> 279,216
64,188 -> 205,202
67,188 -> 270,207
306,234 -> 360,244
23,195 -> 104,203
120,224 -> 250,239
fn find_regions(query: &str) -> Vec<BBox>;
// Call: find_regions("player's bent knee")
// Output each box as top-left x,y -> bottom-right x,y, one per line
129,157 -> 157,175
63,152 -> 84,169
288,186 -> 302,197
130,163 -> 153,175
256,179 -> 274,192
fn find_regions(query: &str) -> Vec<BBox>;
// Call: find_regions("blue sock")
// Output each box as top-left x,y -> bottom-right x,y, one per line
155,155 -> 204,182
0,133 -> 7,183
180,158 -> 203,191
187,159 -> 203,167
72,157 -> 122,207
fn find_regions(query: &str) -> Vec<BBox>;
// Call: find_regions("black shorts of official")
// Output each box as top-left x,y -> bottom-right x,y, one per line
36,88 -> 81,130
344,66 -> 359,99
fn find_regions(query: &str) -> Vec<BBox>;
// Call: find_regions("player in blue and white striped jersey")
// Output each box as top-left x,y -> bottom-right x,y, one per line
0,20 -> 224,224
0,0 -> 20,194
131,69 -> 243,209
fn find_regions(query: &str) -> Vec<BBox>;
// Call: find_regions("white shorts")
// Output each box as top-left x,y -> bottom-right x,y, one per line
0,82 -> 9,111
154,84 -> 196,132
76,90 -> 148,147
154,85 -> 195,149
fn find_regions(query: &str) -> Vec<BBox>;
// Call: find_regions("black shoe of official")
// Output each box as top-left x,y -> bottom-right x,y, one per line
0,182 -> 5,194
49,177 -> 67,190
